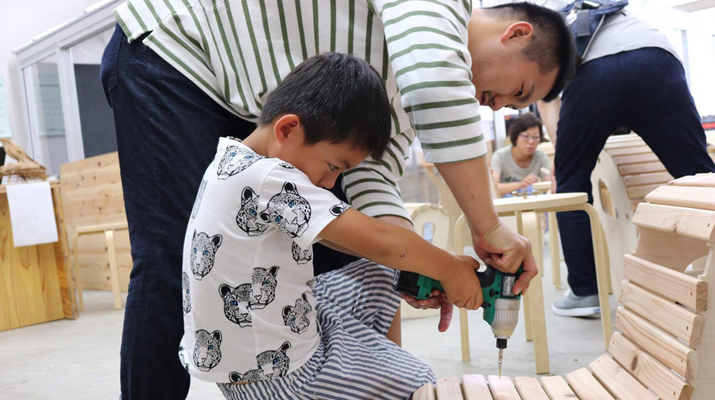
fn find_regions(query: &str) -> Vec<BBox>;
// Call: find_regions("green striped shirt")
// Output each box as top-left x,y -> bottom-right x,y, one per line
115,0 -> 486,220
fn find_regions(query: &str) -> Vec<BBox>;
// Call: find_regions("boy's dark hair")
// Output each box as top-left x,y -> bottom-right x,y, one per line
507,112 -> 543,146
259,53 -> 391,160
486,2 -> 575,102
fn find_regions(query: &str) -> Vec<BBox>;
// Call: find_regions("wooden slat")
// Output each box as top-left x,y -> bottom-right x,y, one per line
513,377 -> 549,400
646,185 -> 715,212
463,375 -> 494,400
613,153 -> 659,166
538,376 -> 576,400
618,161 -> 666,176
619,281 -> 703,347
670,173 -> 715,187
492,193 -> 587,214
616,307 -> 698,382
413,382 -> 436,400
606,145 -> 652,157
605,134 -> 642,144
624,255 -> 707,311
609,332 -> 693,400
624,171 -> 674,188
565,368 -> 614,400
628,184 -> 662,199
488,376 -> 522,400
590,354 -> 657,399
633,203 -> 715,243
436,376 -> 464,400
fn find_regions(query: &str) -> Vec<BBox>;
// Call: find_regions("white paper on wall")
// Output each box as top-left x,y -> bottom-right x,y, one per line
6,181 -> 58,247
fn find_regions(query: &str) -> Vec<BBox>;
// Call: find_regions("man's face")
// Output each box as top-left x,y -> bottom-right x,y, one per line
473,58 -> 559,112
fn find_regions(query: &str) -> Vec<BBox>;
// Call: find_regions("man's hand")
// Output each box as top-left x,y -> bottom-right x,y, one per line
521,173 -> 539,188
399,290 -> 454,332
471,221 -> 537,295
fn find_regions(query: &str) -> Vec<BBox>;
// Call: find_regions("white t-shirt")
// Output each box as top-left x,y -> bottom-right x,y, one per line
179,138 -> 349,383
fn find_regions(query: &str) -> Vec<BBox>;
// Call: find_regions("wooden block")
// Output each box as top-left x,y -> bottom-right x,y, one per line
463,375 -> 494,400
436,376 -> 464,400
628,184 -> 662,200
633,203 -> 715,243
606,145 -> 652,157
619,281 -> 703,347
670,173 -> 715,187
645,185 -> 715,212
609,332 -> 693,400
589,354 -> 657,399
565,368 -> 614,400
513,377 -> 549,400
492,193 -> 588,214
538,376 -> 576,400
624,255 -> 707,311
613,153 -> 659,166
616,307 -> 698,381
624,172 -> 674,188
488,376 -> 522,400
413,382 -> 436,400
619,161 -> 666,176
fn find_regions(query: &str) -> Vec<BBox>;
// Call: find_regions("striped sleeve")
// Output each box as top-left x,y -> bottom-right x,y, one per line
372,0 -> 486,164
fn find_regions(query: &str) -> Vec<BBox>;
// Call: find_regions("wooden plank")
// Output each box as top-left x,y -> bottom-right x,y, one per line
590,354 -> 657,399
624,254 -> 707,311
646,185 -> 715,212
624,171 -> 673,188
605,134 -> 642,143
606,145 -> 652,157
413,382 -> 436,400
538,376 -> 576,400
628,184 -> 662,199
616,307 -> 698,382
618,161 -> 666,176
436,376 -> 464,400
633,203 -> 715,243
488,376 -> 522,400
493,193 -> 588,214
565,368 -> 614,400
609,332 -> 693,400
463,375 -> 494,400
604,139 -> 646,150
513,377 -> 549,400
619,281 -> 703,347
670,173 -> 715,187
613,153 -> 659,166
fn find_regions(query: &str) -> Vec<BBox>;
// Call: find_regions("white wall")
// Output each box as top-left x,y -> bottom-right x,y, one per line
1,0 -> 100,153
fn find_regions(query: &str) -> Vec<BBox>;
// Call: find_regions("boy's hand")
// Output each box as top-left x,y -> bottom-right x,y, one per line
521,173 -> 539,187
399,291 -> 454,332
440,255 -> 483,310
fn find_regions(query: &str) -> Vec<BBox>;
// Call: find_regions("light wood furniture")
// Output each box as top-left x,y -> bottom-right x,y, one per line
0,181 -> 76,331
415,173 -> 715,399
59,152 -> 132,295
455,192 -> 612,375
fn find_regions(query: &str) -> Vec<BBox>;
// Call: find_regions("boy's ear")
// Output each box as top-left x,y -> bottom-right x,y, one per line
273,114 -> 305,146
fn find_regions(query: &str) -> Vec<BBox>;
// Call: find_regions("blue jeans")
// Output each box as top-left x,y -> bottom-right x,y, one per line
101,25 -> 355,399
555,47 -> 715,296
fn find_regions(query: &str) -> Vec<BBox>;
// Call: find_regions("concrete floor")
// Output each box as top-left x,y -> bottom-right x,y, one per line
0,237 -> 615,400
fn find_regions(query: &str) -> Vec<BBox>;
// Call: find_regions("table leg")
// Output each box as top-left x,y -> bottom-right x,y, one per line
548,212 -> 561,290
460,308 -> 470,362
105,230 -> 123,310
581,204 -> 613,348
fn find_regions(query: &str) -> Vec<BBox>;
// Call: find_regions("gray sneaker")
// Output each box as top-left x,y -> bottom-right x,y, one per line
552,289 -> 600,317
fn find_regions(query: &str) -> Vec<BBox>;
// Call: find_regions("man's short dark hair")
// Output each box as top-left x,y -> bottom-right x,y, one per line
507,112 -> 543,146
487,2 -> 575,102
259,53 -> 391,160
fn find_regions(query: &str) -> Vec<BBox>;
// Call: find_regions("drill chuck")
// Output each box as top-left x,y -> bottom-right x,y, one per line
491,298 -> 521,340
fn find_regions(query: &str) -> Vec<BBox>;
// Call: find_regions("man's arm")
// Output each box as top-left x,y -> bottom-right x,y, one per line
537,98 -> 561,144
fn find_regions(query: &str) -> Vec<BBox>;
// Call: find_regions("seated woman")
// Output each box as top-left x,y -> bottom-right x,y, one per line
491,113 -> 551,197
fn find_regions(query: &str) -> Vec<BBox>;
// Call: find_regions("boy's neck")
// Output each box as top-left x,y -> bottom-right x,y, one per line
241,125 -> 275,157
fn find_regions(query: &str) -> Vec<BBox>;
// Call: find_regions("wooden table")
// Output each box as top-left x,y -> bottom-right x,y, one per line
0,181 -> 76,331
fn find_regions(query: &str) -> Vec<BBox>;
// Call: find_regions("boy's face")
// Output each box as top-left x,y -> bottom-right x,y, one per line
279,140 -> 368,190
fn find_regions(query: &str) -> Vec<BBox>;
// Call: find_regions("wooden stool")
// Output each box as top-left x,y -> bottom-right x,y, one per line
71,221 -> 128,310
416,173 -> 715,399
455,192 -> 612,374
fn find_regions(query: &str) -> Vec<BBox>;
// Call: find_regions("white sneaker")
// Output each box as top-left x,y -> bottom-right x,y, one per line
552,289 -> 600,317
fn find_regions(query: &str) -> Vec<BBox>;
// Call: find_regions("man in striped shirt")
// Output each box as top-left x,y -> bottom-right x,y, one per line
100,1 -> 574,398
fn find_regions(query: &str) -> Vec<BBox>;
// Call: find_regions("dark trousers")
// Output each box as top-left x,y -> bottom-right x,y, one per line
555,47 -> 715,296
101,25 -> 355,399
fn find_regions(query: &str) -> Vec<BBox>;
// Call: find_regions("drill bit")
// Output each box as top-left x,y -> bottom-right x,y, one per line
498,348 -> 504,378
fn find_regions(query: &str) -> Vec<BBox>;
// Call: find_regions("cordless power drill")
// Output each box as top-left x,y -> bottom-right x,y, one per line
394,264 -> 523,376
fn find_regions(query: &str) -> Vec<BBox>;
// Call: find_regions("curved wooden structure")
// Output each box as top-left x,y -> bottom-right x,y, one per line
415,173 -> 715,400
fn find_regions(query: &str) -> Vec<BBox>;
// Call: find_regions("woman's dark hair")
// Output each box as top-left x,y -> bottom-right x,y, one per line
507,112 -> 544,146
259,53 -> 391,160
487,2 -> 576,101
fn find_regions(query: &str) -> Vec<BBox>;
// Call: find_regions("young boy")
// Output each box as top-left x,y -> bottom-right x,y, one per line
180,53 -> 484,399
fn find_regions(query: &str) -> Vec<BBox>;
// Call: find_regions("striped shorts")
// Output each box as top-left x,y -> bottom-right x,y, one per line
217,260 -> 436,400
